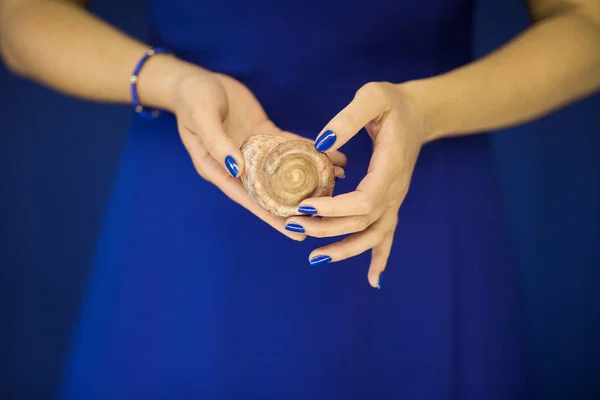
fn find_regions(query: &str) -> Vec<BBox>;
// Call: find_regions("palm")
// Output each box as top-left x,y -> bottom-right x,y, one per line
213,73 -> 278,145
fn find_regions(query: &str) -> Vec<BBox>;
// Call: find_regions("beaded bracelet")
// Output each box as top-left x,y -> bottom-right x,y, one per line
130,47 -> 171,119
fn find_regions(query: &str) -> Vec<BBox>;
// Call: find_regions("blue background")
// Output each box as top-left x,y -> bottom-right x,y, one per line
1,0 -> 598,398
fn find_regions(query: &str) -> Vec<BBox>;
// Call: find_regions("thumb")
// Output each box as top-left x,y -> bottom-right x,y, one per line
191,110 -> 245,178
314,82 -> 390,153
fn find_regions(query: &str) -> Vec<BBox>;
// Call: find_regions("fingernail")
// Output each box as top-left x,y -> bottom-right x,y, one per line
285,222 -> 305,233
309,255 -> 332,267
314,130 -> 336,152
225,155 -> 239,178
298,205 -> 317,215
378,273 -> 383,289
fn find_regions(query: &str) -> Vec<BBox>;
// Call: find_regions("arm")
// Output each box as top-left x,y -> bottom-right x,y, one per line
404,0 -> 600,143
294,0 -> 600,288
0,0 -> 312,241
0,0 -> 204,112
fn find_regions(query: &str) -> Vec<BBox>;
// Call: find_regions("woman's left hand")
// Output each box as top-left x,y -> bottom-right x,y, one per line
285,82 -> 427,288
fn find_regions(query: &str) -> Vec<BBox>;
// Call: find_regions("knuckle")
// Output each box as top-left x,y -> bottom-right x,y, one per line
358,81 -> 386,99
330,204 -> 338,218
355,215 -> 372,231
357,81 -> 394,111
338,248 -> 353,261
358,81 -> 378,95
203,135 -> 220,154
336,109 -> 359,131
388,197 -> 402,208
195,151 -> 213,169
358,195 -> 375,214
312,227 -> 328,238
368,230 -> 385,246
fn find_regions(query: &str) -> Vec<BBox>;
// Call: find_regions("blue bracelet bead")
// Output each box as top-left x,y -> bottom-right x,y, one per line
130,47 -> 171,119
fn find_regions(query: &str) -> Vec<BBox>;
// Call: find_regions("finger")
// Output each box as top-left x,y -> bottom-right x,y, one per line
313,82 -> 391,153
190,109 -> 245,178
307,223 -> 385,267
333,166 -> 346,179
285,204 -> 386,238
325,150 -> 347,168
180,126 -> 306,242
368,233 -> 394,289
298,191 -> 374,218
297,172 -> 391,217
298,139 -> 400,217
213,167 -> 306,241
280,130 -> 347,167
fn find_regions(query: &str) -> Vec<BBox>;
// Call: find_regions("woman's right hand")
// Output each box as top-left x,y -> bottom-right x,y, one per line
168,68 -> 346,241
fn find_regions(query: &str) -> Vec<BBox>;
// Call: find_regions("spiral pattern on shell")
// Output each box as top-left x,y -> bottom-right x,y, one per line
240,134 -> 335,217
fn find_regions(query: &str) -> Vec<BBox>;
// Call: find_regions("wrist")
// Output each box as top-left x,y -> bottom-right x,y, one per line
135,52 -> 211,113
397,77 -> 448,144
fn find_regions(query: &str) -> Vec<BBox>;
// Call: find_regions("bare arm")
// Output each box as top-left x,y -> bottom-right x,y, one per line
0,0 -> 203,112
404,0 -> 600,143
0,0 -> 313,241
291,1 -> 600,286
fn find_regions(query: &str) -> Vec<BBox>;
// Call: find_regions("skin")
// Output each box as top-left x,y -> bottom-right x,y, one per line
0,0 -> 346,242
1,0 -> 599,287
290,0 -> 600,287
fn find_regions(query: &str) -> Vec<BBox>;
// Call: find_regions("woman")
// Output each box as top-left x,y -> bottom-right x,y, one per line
2,0 -> 599,398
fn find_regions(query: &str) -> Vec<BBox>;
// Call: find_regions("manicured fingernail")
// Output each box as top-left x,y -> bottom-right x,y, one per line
378,273 -> 383,289
314,130 -> 336,152
298,205 -> 317,215
225,155 -> 239,178
285,223 -> 305,233
309,255 -> 332,267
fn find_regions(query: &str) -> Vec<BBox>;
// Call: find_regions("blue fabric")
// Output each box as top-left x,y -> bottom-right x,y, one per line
59,1 -> 531,398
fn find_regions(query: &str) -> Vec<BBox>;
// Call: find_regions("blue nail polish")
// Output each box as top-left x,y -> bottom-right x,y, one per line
225,155 -> 239,178
314,130 -> 337,152
298,205 -> 317,215
285,223 -> 305,233
310,255 -> 332,267
378,273 -> 383,289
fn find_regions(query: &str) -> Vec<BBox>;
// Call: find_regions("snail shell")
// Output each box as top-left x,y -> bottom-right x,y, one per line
240,134 -> 335,217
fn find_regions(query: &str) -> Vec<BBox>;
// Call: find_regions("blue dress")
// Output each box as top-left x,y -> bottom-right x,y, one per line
59,0 -> 531,398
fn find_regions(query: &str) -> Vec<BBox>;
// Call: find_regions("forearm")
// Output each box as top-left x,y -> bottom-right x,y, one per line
0,0 -> 203,112
405,5 -> 600,143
